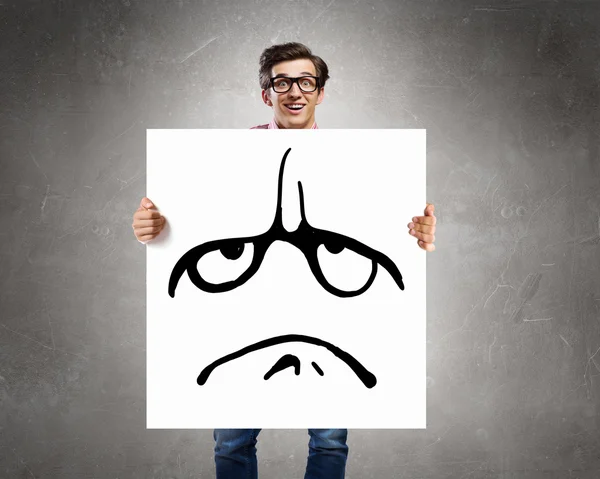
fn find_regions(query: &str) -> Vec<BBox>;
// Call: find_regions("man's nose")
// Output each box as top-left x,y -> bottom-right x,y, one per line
288,82 -> 302,97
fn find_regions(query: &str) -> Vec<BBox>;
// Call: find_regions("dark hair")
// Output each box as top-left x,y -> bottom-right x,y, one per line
259,42 -> 330,92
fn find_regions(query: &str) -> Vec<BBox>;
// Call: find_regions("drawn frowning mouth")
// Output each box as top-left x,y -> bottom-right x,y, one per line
197,334 -> 377,389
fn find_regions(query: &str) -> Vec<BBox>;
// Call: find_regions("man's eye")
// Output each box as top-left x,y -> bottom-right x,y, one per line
317,244 -> 373,293
275,80 -> 288,88
197,243 -> 255,284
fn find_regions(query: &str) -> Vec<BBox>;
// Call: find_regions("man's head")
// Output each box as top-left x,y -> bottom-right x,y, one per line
259,42 -> 330,129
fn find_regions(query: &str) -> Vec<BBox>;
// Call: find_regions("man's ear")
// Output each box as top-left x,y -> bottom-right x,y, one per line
316,87 -> 325,105
261,89 -> 273,107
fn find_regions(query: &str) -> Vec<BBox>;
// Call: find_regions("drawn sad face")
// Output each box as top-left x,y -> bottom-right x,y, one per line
168,148 -> 405,389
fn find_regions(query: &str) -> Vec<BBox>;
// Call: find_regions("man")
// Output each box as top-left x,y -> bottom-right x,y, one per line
133,42 -> 436,479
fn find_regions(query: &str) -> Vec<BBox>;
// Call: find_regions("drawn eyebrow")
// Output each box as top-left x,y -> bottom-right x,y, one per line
168,148 -> 404,298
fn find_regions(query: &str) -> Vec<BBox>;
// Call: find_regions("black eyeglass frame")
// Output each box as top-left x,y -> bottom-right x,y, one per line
269,76 -> 321,93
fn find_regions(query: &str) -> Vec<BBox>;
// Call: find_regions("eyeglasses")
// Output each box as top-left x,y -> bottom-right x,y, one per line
168,147 -> 404,299
270,76 -> 320,93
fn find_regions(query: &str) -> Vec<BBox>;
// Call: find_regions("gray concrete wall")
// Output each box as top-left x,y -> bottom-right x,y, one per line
1,0 -> 599,477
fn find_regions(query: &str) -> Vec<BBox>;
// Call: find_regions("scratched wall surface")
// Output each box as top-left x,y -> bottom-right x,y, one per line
1,0 -> 599,477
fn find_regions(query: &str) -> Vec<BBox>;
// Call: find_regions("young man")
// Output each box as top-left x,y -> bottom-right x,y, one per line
133,42 -> 436,479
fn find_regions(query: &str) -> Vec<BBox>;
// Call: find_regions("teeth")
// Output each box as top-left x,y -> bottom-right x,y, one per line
287,104 -> 304,109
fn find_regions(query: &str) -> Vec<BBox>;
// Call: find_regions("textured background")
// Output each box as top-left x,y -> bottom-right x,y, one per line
1,0 -> 600,478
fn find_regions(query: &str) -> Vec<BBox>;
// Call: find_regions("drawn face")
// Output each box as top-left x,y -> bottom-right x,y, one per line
169,148 -> 405,388
261,58 -> 325,129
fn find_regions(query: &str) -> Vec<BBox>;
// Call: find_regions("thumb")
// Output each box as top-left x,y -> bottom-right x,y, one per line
424,203 -> 435,216
140,197 -> 154,209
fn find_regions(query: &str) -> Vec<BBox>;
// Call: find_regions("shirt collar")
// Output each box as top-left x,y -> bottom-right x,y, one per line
268,118 -> 318,129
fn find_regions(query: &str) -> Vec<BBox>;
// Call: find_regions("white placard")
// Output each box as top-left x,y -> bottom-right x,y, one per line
147,129 -> 426,428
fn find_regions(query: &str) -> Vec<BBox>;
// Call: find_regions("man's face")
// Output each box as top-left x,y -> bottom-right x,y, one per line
261,58 -> 325,129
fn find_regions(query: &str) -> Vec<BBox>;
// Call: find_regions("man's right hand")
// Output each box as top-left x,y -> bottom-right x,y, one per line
132,197 -> 165,243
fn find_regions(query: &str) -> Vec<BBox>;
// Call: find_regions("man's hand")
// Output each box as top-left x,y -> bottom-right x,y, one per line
132,197 -> 165,243
407,203 -> 436,252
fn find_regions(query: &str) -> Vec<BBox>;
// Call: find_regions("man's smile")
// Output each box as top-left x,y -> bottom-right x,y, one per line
284,103 -> 306,114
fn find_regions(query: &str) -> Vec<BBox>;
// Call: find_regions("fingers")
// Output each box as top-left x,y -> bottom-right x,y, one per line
407,203 -> 437,251
418,240 -> 435,252
135,197 -> 159,218
408,221 -> 435,234
408,227 -> 435,244
132,218 -> 165,229
133,206 -> 163,222
133,196 -> 164,242
407,217 -> 436,239
133,220 -> 165,242
137,232 -> 158,242
410,215 -> 436,226
135,225 -> 164,237
133,209 -> 162,221
140,197 -> 155,209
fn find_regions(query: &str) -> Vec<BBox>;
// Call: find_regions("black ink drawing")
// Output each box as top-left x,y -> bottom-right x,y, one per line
168,148 -> 405,389
169,148 -> 404,297
197,334 -> 378,388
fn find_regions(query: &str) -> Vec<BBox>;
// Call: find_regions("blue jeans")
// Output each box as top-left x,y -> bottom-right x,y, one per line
213,428 -> 348,479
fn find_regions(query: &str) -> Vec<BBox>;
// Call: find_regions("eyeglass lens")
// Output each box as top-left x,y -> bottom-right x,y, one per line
272,77 -> 317,93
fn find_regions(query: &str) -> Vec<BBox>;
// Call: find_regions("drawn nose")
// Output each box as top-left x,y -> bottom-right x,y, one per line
279,186 -> 303,234
264,354 -> 300,379
264,354 -> 326,380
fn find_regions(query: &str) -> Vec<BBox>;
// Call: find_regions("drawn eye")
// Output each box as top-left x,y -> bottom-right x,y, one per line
196,241 -> 255,285
324,240 -> 344,254
220,242 -> 244,260
317,242 -> 374,293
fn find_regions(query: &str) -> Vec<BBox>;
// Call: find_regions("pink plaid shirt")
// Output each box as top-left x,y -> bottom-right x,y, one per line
251,118 -> 318,129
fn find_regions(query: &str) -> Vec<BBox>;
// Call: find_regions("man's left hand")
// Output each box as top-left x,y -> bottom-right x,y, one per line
407,203 -> 436,252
